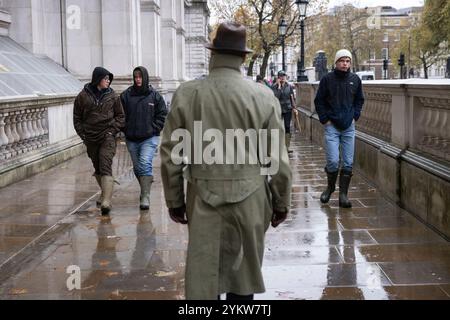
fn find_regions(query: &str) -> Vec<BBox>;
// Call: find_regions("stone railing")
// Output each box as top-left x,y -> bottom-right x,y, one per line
0,94 -> 84,187
413,95 -> 450,162
0,107 -> 49,160
295,79 -> 450,239
357,90 -> 392,141
296,80 -> 450,163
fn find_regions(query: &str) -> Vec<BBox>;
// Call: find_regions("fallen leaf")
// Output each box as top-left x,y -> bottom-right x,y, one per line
154,271 -> 176,277
10,288 -> 28,295
30,213 -> 42,216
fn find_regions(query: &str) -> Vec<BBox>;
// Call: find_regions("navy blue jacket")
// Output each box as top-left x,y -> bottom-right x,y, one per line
121,86 -> 168,142
314,70 -> 365,130
120,66 -> 168,142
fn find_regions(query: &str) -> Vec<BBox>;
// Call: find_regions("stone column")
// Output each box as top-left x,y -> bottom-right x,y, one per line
3,0 -> 63,65
64,0 -> 103,80
176,0 -> 186,82
101,0 -> 141,89
140,0 -> 162,88
185,0 -> 210,80
160,0 -> 179,94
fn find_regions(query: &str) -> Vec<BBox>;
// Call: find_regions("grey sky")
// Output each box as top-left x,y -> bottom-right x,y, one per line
327,0 -> 424,9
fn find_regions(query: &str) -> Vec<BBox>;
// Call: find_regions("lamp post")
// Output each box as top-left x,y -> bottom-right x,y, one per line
269,61 -> 275,82
383,38 -> 390,79
295,0 -> 309,82
278,18 -> 288,72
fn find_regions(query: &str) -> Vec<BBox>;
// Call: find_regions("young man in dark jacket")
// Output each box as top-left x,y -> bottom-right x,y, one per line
73,67 -> 125,215
314,49 -> 365,208
121,66 -> 168,210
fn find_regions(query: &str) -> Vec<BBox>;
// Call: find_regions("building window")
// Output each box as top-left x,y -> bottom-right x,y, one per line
383,33 -> 389,42
396,33 -> 401,41
383,19 -> 389,26
382,48 -> 389,59
395,19 -> 400,25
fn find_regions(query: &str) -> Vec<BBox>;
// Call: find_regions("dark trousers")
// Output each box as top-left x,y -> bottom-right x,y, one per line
282,111 -> 292,134
85,135 -> 116,176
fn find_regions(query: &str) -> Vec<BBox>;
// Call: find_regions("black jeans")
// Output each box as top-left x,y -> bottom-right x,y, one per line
282,111 -> 292,134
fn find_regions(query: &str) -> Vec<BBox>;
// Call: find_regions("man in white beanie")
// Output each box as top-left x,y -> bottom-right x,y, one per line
314,49 -> 365,208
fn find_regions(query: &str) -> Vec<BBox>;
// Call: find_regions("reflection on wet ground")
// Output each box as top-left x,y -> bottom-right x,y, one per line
0,136 -> 449,300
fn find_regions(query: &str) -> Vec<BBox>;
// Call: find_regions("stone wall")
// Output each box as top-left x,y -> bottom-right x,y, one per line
2,0 -> 210,99
0,94 -> 84,188
295,80 -> 450,239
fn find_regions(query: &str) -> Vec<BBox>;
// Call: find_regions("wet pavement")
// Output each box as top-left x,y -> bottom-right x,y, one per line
0,135 -> 449,300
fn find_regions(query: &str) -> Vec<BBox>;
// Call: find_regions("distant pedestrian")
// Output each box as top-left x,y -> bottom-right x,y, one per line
314,49 -> 365,208
271,70 -> 297,153
73,67 -> 125,215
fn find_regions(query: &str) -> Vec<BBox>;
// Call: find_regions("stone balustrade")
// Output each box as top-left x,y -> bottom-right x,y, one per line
295,79 -> 450,239
296,80 -> 450,163
0,107 -> 49,160
415,96 -> 450,162
0,94 -> 84,187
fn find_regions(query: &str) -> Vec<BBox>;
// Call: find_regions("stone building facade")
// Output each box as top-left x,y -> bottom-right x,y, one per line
0,0 -> 210,100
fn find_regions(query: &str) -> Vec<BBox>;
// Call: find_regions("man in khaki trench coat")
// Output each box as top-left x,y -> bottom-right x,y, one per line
160,22 -> 292,300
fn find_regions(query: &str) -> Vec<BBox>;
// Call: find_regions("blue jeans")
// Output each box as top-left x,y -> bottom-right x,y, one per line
324,122 -> 355,173
126,136 -> 160,176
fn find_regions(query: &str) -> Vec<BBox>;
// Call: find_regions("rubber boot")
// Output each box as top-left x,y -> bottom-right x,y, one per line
94,174 -> 103,207
320,168 -> 339,204
138,176 -> 153,210
339,170 -> 353,208
285,133 -> 293,153
100,176 -> 114,215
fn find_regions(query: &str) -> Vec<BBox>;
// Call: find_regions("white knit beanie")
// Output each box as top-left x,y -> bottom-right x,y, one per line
335,49 -> 352,64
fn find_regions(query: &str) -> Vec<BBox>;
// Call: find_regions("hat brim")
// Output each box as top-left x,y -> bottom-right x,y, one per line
205,43 -> 253,54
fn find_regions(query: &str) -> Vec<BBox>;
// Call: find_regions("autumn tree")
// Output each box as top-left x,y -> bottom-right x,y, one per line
423,0 -> 450,45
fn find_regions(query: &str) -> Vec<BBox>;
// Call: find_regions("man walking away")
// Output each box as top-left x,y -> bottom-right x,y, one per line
160,22 -> 292,300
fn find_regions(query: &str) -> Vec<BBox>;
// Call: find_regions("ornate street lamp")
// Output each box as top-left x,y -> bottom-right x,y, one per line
295,0 -> 309,82
278,18 -> 288,72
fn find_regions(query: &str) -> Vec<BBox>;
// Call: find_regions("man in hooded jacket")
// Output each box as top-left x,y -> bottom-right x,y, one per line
121,66 -> 168,210
314,49 -> 365,208
73,67 -> 125,215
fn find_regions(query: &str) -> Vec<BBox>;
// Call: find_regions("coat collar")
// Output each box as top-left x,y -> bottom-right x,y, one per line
209,53 -> 243,74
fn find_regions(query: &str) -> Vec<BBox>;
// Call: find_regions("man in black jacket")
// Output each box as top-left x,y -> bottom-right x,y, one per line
121,66 -> 168,210
314,49 -> 365,208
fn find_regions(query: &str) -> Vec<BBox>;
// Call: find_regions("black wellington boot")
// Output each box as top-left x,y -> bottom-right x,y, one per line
320,169 -> 339,204
339,170 -> 353,208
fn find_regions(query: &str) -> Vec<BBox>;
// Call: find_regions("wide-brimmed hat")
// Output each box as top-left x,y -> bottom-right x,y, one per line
205,21 -> 253,55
